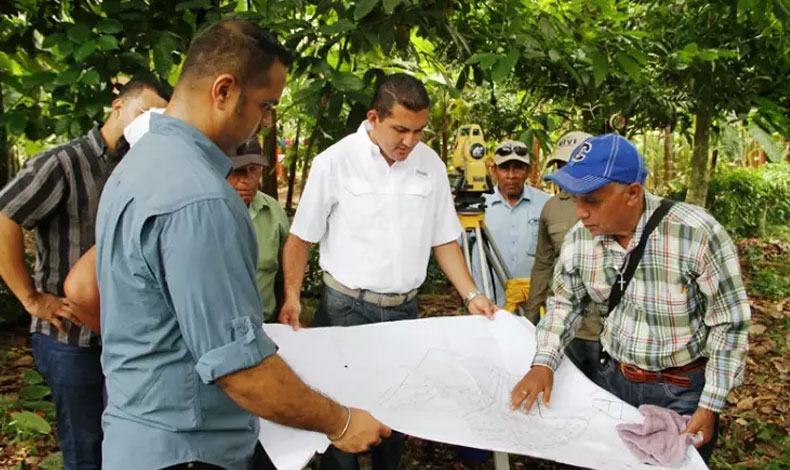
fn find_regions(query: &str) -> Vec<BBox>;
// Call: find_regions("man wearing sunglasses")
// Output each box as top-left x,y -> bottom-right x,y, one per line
471,140 -> 550,307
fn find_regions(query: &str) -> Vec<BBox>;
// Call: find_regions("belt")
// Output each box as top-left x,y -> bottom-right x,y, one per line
323,272 -> 419,308
617,358 -> 707,387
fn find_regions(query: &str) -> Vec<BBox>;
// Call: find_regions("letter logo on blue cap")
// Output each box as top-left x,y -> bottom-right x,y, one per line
571,141 -> 592,163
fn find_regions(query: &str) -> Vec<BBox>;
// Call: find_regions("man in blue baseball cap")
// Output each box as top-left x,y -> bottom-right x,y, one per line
510,133 -> 751,464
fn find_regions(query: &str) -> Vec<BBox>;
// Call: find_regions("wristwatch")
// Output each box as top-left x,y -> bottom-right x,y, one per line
464,290 -> 483,306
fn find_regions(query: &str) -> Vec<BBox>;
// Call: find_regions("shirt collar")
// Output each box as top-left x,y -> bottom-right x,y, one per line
357,121 -> 382,159
490,185 -> 532,207
149,113 -> 232,178
248,191 -> 269,217
86,126 -> 110,158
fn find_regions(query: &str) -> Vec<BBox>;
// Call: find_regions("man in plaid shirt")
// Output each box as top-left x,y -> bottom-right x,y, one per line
510,134 -> 750,463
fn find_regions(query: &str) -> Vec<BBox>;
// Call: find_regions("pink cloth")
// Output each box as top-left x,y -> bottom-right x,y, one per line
616,405 -> 704,466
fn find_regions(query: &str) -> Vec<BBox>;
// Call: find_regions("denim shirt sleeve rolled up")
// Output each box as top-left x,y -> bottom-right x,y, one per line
146,198 -> 278,383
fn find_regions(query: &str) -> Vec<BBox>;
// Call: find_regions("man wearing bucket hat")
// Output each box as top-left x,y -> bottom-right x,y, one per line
510,133 -> 750,463
471,140 -> 550,308
524,131 -> 607,381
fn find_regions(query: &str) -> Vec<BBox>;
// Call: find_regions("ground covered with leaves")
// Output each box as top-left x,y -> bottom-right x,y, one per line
0,239 -> 788,469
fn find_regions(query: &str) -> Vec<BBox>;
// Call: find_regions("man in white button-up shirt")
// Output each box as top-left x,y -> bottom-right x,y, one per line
280,73 -> 497,470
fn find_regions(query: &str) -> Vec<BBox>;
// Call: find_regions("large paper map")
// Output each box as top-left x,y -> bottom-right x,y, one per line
259,311 -> 708,470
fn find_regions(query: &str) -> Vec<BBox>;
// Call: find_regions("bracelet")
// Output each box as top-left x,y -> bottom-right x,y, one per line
329,406 -> 352,441
464,290 -> 483,306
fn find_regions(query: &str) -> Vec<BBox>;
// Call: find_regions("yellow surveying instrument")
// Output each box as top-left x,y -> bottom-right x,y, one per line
450,124 -> 527,329
450,124 -> 493,215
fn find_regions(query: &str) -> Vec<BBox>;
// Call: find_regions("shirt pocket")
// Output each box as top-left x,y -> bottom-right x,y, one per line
340,177 -> 387,229
402,177 -> 433,223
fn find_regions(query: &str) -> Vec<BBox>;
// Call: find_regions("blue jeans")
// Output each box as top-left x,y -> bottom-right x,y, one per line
598,357 -> 719,463
565,338 -> 603,384
313,284 -> 417,470
31,333 -> 104,470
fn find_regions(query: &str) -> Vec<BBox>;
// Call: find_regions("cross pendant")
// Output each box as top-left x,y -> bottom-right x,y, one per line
618,273 -> 626,291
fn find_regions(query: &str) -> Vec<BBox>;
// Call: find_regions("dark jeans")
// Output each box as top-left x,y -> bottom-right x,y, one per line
161,443 -> 275,470
565,338 -> 603,384
31,333 -> 104,470
598,357 -> 719,463
313,284 -> 417,470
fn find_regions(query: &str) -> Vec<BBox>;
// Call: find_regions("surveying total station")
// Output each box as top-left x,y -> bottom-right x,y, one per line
449,125 -> 528,320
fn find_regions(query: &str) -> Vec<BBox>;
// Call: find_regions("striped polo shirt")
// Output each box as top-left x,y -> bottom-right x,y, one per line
0,127 -> 121,347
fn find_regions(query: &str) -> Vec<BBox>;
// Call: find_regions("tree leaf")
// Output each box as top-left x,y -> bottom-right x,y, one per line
10,411 -> 52,434
22,369 -> 44,385
466,52 -> 498,70
331,71 -> 363,91
53,69 -> 80,86
81,69 -> 101,86
73,40 -> 98,61
354,0 -> 379,20
382,0 -> 401,14
41,33 -> 64,49
319,19 -> 355,35
615,51 -> 641,80
20,385 -> 51,400
491,49 -> 519,82
591,50 -> 609,87
99,35 -> 119,51
153,37 -> 175,79
96,19 -> 123,34
67,23 -> 92,43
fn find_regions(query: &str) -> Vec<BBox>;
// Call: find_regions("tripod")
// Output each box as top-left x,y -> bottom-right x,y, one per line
457,205 -> 520,470
458,207 -> 527,318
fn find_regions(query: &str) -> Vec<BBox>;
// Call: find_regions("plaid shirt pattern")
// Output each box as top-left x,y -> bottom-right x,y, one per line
533,192 -> 750,412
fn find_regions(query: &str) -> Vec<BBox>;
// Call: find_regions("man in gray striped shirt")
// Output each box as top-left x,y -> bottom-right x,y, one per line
0,80 -> 167,470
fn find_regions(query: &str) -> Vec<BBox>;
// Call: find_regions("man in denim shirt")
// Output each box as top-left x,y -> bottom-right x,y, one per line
96,19 -> 389,470
472,140 -> 550,307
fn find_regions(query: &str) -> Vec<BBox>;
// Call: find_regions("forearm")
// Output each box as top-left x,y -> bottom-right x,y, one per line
532,265 -> 585,370
0,213 -> 36,305
432,241 -> 476,297
282,234 -> 311,303
64,246 -> 100,333
219,353 -> 345,436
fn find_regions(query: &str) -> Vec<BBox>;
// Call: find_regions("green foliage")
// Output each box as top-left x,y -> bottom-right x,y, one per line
421,256 -> 453,295
302,244 -> 323,298
707,164 -> 790,238
0,367 -> 55,444
9,411 -> 51,435
40,452 -> 63,470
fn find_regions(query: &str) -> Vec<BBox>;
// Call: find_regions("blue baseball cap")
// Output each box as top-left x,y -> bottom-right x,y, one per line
543,133 -> 648,194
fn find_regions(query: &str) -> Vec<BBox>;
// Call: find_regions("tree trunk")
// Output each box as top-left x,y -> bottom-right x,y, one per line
299,127 -> 320,197
261,109 -> 279,200
285,119 -> 301,214
663,125 -> 674,185
530,136 -> 541,187
685,99 -> 713,207
0,81 -> 9,188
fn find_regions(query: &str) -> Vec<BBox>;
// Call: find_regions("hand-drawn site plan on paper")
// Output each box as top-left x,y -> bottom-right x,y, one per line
258,311 -> 709,470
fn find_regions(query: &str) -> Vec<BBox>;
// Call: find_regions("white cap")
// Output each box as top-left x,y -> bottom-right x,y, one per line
546,131 -> 593,167
493,140 -> 531,166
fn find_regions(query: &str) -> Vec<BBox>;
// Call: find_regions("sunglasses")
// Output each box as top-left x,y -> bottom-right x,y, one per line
495,144 -> 529,157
